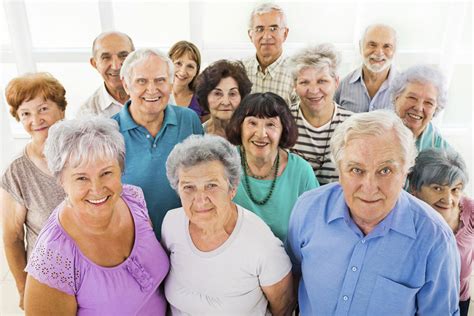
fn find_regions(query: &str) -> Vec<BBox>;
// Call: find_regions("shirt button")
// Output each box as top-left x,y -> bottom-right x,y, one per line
343,295 -> 348,301
351,266 -> 357,272
146,134 -> 151,138
153,144 -> 157,148
361,239 -> 366,244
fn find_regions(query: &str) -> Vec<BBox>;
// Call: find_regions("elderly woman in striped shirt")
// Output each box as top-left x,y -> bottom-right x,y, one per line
288,43 -> 353,185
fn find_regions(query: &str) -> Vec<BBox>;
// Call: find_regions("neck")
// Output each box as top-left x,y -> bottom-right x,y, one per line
245,147 -> 279,176
64,202 -> 120,236
173,83 -> 192,96
129,103 -> 164,137
257,52 -> 281,73
206,118 -> 229,138
362,66 -> 390,84
301,102 -> 335,128
28,139 -> 46,158
105,83 -> 129,104
190,203 -> 237,241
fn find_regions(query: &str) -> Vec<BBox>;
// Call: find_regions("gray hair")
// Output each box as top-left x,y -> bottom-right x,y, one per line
408,148 -> 469,192
166,134 -> 241,191
44,117 -> 125,180
389,64 -> 448,116
92,31 -> 135,58
248,2 -> 287,29
330,110 -> 417,173
288,43 -> 340,82
120,48 -> 174,86
360,23 -> 398,50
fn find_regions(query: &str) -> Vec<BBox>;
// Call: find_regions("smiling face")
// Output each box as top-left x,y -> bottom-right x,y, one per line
178,160 -> 236,229
172,53 -> 198,89
123,54 -> 172,123
295,66 -> 339,115
241,116 -> 282,161
338,131 -> 407,234
413,182 -> 463,215
17,96 -> 65,144
394,81 -> 438,138
248,10 -> 288,66
91,33 -> 133,92
207,77 -> 242,122
361,26 -> 395,73
61,158 -> 123,219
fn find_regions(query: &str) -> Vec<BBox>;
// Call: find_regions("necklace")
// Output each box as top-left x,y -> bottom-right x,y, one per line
291,103 -> 335,170
241,147 -> 280,205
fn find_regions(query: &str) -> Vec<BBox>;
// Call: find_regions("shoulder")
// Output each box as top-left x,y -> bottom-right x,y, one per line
1,151 -> 31,189
238,206 -> 284,245
287,153 -> 315,175
292,183 -> 342,219
121,184 -> 148,217
335,104 -> 354,117
78,87 -> 102,116
460,195 -> 474,224
161,207 -> 185,246
339,68 -> 360,85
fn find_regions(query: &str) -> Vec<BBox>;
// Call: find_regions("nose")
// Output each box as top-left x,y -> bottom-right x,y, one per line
31,112 -> 42,126
255,124 -> 267,138
90,178 -> 104,194
440,191 -> 453,205
360,173 -> 379,195
308,82 -> 320,94
221,93 -> 230,105
412,99 -> 424,111
193,190 -> 209,206
111,55 -> 121,70
146,80 -> 158,93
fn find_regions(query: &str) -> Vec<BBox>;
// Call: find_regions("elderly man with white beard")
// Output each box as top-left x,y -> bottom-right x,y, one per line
334,24 -> 397,113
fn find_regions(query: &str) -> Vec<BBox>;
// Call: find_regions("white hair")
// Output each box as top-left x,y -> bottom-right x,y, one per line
248,2 -> 287,29
288,43 -> 340,82
120,48 -> 174,85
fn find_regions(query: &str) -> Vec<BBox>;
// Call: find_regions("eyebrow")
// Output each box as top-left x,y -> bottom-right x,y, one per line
71,165 -> 114,176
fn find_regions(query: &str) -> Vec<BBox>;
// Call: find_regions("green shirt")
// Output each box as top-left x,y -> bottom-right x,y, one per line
233,151 -> 319,241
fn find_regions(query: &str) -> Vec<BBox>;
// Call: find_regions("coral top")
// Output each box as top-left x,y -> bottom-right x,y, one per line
26,184 -> 169,315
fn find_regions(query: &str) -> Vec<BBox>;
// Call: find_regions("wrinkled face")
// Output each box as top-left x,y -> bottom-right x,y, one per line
394,81 -> 438,138
361,26 -> 395,73
248,10 -> 288,62
207,77 -> 241,121
241,116 -> 282,160
17,96 -> 65,143
91,34 -> 133,91
295,67 -> 339,114
172,53 -> 198,88
413,181 -> 463,215
338,132 -> 407,233
61,158 -> 123,218
178,160 -> 236,229
123,55 -> 172,121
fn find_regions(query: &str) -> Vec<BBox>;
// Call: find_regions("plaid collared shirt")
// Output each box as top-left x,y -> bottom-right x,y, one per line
242,54 -> 297,106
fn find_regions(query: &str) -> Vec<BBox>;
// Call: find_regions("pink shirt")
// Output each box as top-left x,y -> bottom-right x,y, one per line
457,196 -> 474,301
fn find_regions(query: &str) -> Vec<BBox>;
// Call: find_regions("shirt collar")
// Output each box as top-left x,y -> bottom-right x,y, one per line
326,183 -> 417,239
252,53 -> 286,75
349,65 -> 397,85
117,101 -> 178,132
100,83 -> 125,111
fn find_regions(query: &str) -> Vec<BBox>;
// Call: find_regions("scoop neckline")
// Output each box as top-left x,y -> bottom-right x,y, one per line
55,189 -> 139,271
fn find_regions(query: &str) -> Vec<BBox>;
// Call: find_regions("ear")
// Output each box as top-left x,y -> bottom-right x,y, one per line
282,27 -> 289,41
90,57 -> 97,69
334,75 -> 340,89
122,78 -> 130,95
248,29 -> 253,41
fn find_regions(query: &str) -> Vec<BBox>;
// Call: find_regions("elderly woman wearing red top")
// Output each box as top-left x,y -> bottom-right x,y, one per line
409,148 -> 473,316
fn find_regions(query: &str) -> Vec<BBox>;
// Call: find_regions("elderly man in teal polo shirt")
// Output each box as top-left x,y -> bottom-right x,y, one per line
113,48 -> 203,239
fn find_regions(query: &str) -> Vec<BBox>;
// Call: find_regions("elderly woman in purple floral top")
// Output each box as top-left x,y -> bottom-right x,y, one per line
24,117 -> 169,315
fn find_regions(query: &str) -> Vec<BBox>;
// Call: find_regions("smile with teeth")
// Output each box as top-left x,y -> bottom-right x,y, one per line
175,74 -> 188,80
308,96 -> 323,102
143,96 -> 160,102
407,113 -> 423,120
252,140 -> 269,147
86,196 -> 109,205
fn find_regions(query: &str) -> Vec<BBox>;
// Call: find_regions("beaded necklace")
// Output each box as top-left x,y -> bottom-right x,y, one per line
241,147 -> 280,205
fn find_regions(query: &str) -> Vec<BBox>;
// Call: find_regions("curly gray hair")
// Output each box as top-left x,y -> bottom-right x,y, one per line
166,134 -> 241,191
288,43 -> 341,82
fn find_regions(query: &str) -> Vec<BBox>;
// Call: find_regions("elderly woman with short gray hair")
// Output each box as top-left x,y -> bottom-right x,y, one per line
390,64 -> 451,151
288,43 -> 353,185
409,148 -> 473,316
162,134 -> 294,315
24,117 -> 169,315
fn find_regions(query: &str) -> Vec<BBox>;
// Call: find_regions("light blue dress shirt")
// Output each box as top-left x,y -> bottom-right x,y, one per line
416,121 -> 451,151
112,101 -> 203,239
334,66 -> 397,113
286,183 -> 460,316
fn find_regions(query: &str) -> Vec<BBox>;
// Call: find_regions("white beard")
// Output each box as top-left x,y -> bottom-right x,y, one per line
363,55 -> 392,73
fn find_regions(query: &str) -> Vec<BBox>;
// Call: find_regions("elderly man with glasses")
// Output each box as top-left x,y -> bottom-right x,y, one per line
242,2 -> 296,106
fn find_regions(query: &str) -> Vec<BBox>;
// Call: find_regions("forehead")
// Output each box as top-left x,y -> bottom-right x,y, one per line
403,81 -> 438,98
215,76 -> 239,89
66,157 -> 119,174
18,96 -> 48,110
173,52 -> 197,63
342,133 -> 403,165
178,161 -> 227,181
364,26 -> 395,44
252,10 -> 284,26
95,34 -> 132,53
298,66 -> 332,78
131,55 -> 169,78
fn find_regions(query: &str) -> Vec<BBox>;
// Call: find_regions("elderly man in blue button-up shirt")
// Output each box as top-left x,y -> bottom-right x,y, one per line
286,110 -> 460,315
113,48 -> 203,239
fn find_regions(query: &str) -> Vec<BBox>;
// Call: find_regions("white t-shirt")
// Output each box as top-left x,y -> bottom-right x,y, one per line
161,205 -> 292,316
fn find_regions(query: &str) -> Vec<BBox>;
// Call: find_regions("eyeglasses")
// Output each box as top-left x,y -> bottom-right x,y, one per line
251,25 -> 284,34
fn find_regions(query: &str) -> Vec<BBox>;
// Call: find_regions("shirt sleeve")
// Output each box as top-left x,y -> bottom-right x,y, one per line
256,231 -> 292,287
25,237 -> 79,296
285,195 -> 305,277
416,231 -> 460,315
0,161 -> 26,207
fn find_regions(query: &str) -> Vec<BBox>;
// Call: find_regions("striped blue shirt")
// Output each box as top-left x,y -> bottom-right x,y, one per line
334,66 -> 397,113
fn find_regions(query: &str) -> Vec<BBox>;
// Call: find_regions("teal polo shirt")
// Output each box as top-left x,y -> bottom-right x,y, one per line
112,101 -> 203,239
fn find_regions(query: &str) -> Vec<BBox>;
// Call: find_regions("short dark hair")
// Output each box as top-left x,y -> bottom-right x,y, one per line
195,59 -> 252,112
168,40 -> 201,91
408,148 -> 469,192
226,92 -> 297,148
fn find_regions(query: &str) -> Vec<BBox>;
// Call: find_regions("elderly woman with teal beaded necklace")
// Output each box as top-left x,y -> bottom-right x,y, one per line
226,92 -> 319,241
